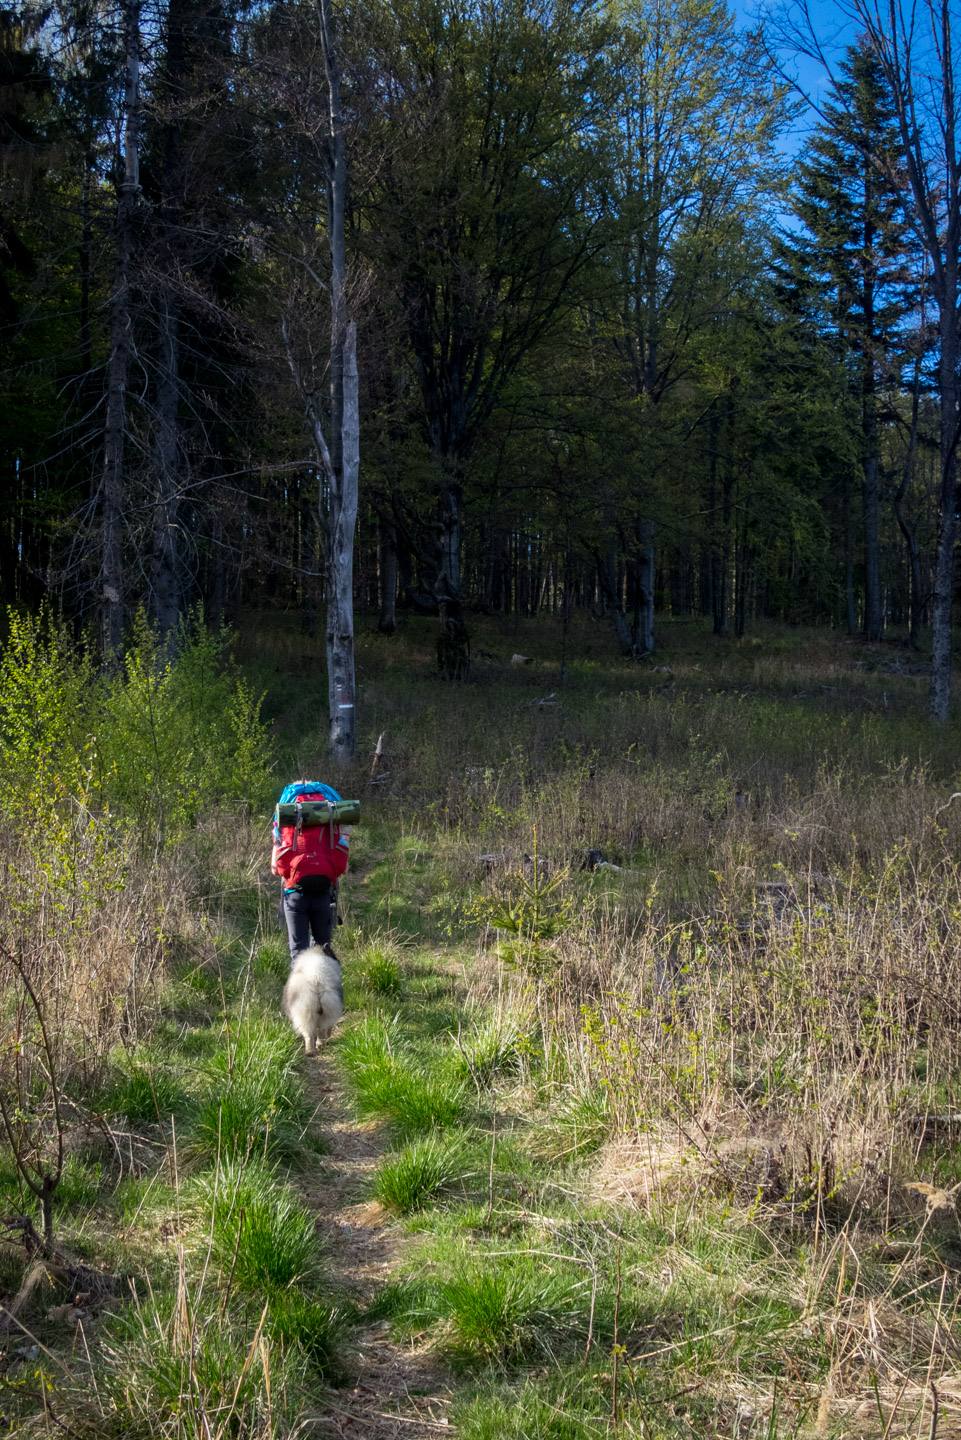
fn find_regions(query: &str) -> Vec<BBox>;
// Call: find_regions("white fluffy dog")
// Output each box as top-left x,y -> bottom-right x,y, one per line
282,944 -> 344,1054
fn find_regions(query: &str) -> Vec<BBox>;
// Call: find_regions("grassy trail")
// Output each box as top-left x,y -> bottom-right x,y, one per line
8,614 -> 961,1436
297,1048 -> 455,1438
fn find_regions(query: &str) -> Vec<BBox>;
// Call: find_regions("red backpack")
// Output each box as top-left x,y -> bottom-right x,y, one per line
271,781 -> 350,892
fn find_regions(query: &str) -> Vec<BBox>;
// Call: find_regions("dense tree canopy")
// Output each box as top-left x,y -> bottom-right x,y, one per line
0,0 -> 954,700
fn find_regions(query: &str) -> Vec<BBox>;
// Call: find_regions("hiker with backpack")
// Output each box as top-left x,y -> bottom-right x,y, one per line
271,781 -> 352,960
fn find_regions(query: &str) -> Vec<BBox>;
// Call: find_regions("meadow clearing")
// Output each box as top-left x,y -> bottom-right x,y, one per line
1,611 -> 961,1439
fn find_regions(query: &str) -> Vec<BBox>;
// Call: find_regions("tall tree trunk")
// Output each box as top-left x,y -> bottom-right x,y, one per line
209,500 -> 225,628
560,528 -> 572,685
893,362 -> 923,650
843,472 -> 857,635
715,402 -> 733,637
434,477 -> 469,676
862,181 -> 883,643
300,0 -> 358,761
378,514 -> 398,634
327,324 -> 359,757
438,479 -> 462,595
100,0 -> 140,657
149,0 -> 187,647
863,447 -> 883,641
928,305 -> 960,721
595,532 -> 633,656
301,488 -> 316,636
839,0 -> 960,716
705,407 -> 718,619
79,158 -> 93,378
735,525 -> 749,639
630,518 -> 654,655
150,292 -> 181,644
715,479 -> 731,637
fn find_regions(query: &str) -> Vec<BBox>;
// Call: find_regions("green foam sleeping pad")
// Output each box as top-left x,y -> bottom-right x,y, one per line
275,799 -> 360,828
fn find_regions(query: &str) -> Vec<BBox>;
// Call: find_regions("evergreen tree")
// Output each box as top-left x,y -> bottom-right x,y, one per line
780,40 -> 918,641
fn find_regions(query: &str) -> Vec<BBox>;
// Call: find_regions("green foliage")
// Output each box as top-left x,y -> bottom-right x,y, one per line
193,1014 -> 314,1163
374,1131 -> 468,1214
360,937 -> 406,997
0,607 -> 272,849
339,1019 -> 467,1136
205,1157 -> 319,1292
454,1012 -> 532,1087
98,613 -> 272,845
0,608 -> 93,814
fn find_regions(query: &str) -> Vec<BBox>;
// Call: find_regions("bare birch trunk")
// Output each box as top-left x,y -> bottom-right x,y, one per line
316,0 -> 358,761
327,324 -> 358,758
100,0 -> 140,657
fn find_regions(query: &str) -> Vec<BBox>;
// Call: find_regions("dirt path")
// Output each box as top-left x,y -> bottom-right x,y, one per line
299,1049 -> 456,1439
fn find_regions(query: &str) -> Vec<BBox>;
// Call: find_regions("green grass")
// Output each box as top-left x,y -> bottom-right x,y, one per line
103,1286 -> 282,1437
266,1289 -> 347,1377
439,1255 -> 598,1363
192,1012 -> 318,1162
359,936 -> 406,996
380,1247 -> 621,1367
254,934 -> 291,980
531,1084 -> 613,1161
339,1017 -> 467,1135
374,1131 -> 469,1213
454,1011 -> 532,1087
10,615 -> 961,1438
204,1156 -> 320,1291
453,1373 -> 611,1440
100,1045 -> 191,1123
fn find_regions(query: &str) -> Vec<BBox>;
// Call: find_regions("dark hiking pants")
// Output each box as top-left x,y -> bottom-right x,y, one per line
283,888 -> 333,960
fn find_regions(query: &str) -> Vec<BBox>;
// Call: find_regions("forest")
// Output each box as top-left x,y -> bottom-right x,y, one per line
2,0 -> 960,723
4,2 -> 961,1438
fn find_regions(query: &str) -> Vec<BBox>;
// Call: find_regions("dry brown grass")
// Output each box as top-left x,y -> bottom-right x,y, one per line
0,815 -> 183,1069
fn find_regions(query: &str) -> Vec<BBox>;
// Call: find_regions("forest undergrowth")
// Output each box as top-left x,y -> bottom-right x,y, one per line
2,609 -> 961,1438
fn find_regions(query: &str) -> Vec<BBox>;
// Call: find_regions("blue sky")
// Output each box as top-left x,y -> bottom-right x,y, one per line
734,0 -> 862,149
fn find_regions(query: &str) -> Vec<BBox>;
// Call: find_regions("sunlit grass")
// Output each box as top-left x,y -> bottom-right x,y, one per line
374,1131 -> 469,1214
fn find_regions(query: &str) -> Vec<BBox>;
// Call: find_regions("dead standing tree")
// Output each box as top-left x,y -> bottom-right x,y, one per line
283,0 -> 359,764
